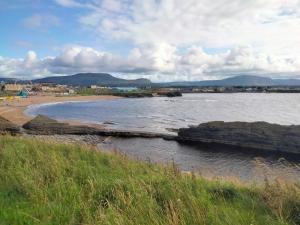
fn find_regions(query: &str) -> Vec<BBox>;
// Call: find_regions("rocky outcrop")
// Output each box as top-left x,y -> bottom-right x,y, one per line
22,115 -> 100,135
157,91 -> 183,97
112,91 -> 182,98
0,116 -> 20,134
23,115 -> 176,139
113,92 -> 154,98
177,121 -> 300,155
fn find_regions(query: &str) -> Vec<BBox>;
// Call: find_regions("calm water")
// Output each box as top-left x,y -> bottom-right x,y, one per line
26,93 -> 300,181
99,137 -> 300,182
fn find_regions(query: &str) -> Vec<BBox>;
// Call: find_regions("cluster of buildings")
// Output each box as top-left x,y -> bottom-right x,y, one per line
2,83 -> 76,96
3,81 -> 300,97
1,81 -> 145,98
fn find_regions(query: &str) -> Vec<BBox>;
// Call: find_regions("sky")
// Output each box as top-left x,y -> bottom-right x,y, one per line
0,0 -> 300,81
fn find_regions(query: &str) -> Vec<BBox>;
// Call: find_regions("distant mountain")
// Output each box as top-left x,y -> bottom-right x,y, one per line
159,75 -> 300,87
33,73 -> 152,87
0,78 -> 20,84
2,74 -> 300,87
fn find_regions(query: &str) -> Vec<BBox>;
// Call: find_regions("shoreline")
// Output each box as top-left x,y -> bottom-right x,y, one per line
0,95 -> 121,126
2,94 -> 300,158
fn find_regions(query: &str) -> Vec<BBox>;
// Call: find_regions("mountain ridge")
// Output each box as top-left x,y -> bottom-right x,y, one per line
1,74 -> 300,87
158,75 -> 300,87
32,73 -> 152,87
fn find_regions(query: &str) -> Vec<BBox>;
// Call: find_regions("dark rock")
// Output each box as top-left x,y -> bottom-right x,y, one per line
177,121 -> 300,155
94,129 -> 176,139
166,91 -> 182,97
23,115 -> 177,140
103,121 -> 117,125
22,115 -> 99,135
157,91 -> 182,97
0,116 -> 20,135
113,92 -> 153,98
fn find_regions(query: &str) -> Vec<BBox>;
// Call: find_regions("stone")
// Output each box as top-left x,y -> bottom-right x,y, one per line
23,115 -> 177,140
0,116 -> 20,134
22,115 -> 99,135
176,121 -> 300,155
157,91 -> 182,97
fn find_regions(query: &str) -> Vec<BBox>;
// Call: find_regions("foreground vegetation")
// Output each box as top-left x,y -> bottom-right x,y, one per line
0,136 -> 299,225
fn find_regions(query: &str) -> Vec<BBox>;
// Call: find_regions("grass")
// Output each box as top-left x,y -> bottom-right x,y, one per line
0,136 -> 299,225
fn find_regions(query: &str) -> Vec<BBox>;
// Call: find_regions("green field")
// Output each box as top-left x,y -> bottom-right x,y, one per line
0,136 -> 299,225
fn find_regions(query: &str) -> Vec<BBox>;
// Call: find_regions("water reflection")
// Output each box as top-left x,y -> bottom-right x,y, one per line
99,137 -> 300,182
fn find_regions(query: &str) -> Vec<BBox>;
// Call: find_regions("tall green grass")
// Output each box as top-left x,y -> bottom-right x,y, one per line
0,136 -> 299,225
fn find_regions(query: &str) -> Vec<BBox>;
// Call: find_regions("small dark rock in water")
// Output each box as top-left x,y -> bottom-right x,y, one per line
113,92 -> 154,98
23,115 -> 99,135
103,121 -> 116,125
157,91 -> 182,97
0,116 -> 20,134
177,121 -> 300,155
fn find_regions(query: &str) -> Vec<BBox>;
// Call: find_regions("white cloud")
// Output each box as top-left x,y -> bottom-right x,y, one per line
50,0 -> 300,80
72,0 -> 299,48
0,52 -> 51,79
1,45 -> 299,81
24,51 -> 38,66
59,0 -> 300,62
102,0 -> 123,12
3,0 -> 300,81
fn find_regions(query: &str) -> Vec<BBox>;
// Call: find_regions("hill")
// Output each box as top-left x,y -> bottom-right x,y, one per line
33,73 -> 152,87
2,74 -> 300,87
0,136 -> 298,225
0,78 -> 20,84
160,75 -> 300,87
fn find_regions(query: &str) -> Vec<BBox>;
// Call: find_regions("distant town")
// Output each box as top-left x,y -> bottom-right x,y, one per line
1,73 -> 300,99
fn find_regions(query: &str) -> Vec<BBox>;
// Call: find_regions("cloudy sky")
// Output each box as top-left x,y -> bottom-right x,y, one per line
1,0 -> 300,81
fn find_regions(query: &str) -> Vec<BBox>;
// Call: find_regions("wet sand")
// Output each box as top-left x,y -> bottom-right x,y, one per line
0,95 -> 120,125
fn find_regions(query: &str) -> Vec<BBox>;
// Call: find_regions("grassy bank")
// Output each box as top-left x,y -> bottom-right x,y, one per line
0,136 -> 299,225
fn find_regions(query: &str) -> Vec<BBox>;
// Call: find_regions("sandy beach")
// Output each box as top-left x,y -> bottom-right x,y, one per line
0,95 -> 120,125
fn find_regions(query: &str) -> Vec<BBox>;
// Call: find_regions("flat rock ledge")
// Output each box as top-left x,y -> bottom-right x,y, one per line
0,116 -> 20,135
5,115 -> 300,155
22,115 -> 176,139
22,115 -> 100,135
176,121 -> 300,155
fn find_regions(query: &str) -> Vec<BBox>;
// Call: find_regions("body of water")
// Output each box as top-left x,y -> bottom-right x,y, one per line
26,93 -> 300,133
26,93 -> 300,181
